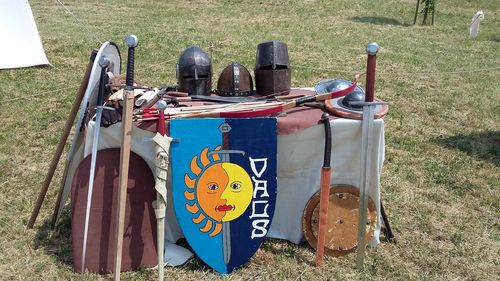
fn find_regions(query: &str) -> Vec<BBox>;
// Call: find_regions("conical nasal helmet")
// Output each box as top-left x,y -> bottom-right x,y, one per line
216,62 -> 254,97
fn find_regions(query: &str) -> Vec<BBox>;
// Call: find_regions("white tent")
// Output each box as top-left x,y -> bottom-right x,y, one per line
0,0 -> 50,69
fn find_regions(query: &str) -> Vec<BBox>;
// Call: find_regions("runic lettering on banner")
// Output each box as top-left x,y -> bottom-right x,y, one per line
249,157 -> 270,239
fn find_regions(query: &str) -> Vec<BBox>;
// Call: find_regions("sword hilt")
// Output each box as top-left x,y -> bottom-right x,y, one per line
321,113 -> 331,168
156,100 -> 167,136
97,56 -> 110,106
124,35 -> 138,87
365,42 -> 379,102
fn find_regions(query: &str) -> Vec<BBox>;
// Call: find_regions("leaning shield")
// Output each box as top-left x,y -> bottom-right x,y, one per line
53,41 -> 121,226
170,118 -> 277,274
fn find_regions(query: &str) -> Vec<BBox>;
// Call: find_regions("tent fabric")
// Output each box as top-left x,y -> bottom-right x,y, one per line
0,0 -> 50,69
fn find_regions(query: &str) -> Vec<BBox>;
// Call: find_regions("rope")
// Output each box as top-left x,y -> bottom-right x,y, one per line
293,64 -> 500,76
2,87 -> 77,102
48,0 -> 498,78
55,0 -> 103,44
213,48 -> 500,76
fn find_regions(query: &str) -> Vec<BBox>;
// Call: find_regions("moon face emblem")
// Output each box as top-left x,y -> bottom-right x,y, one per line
184,146 -> 253,236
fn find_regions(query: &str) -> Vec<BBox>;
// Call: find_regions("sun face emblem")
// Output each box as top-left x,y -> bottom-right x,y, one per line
184,146 -> 254,236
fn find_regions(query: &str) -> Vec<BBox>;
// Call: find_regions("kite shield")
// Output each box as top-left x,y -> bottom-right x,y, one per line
170,118 -> 277,274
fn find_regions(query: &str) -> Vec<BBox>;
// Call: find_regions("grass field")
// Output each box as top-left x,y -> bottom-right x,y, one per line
0,0 -> 498,280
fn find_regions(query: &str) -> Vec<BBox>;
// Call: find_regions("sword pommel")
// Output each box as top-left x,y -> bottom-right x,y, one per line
156,100 -> 167,110
366,42 -> 379,56
99,56 -> 110,68
124,34 -> 138,48
97,56 -> 110,106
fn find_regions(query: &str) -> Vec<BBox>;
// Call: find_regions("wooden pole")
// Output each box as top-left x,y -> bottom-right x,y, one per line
413,0 -> 420,25
28,49 -> 98,229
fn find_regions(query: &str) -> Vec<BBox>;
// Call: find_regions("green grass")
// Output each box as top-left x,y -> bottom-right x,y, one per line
1,0 -> 499,280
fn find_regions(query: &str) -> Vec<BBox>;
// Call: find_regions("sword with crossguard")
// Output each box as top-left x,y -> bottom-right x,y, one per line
113,34 -> 138,280
152,100 -> 172,280
81,55 -> 110,272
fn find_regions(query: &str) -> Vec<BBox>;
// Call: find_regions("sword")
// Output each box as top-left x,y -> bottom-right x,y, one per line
354,42 -> 385,270
208,127 -> 245,266
152,100 -> 172,281
81,55 -> 110,273
315,112 -> 332,267
113,34 -> 138,281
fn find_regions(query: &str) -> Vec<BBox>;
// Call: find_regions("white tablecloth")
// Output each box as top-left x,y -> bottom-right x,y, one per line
84,116 -> 384,250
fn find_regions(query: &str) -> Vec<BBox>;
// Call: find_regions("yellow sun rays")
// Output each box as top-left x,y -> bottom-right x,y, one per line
184,146 -> 223,237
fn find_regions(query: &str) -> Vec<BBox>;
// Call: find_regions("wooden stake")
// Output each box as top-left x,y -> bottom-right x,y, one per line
28,49 -> 98,229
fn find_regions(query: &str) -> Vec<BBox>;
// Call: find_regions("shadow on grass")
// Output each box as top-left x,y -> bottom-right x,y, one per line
350,16 -> 410,26
489,35 -> 500,43
33,208 -> 74,267
32,213 -> 215,275
431,130 -> 500,166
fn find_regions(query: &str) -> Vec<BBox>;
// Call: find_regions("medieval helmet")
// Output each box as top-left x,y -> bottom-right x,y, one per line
315,79 -> 365,110
340,86 -> 365,110
176,45 -> 212,96
216,62 -> 254,97
254,40 -> 291,96
315,79 -> 352,94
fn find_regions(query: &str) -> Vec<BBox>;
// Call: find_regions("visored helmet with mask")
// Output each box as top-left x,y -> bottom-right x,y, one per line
177,45 -> 212,96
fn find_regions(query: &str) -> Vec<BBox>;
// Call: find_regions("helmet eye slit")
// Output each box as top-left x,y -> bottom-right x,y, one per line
177,45 -> 212,96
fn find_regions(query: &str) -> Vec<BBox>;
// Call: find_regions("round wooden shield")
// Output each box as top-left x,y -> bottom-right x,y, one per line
302,184 -> 377,256
325,97 -> 389,120
71,148 -> 157,274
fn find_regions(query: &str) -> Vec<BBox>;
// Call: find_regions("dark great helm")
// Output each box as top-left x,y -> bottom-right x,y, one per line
254,40 -> 291,96
216,62 -> 254,97
177,45 -> 212,96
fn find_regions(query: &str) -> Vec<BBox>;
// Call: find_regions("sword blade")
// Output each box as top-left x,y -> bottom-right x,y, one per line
81,108 -> 104,272
157,193 -> 165,280
223,221 -> 231,265
356,105 -> 375,269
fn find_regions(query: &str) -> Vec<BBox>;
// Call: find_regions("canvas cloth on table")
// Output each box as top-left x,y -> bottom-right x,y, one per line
82,98 -> 385,264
